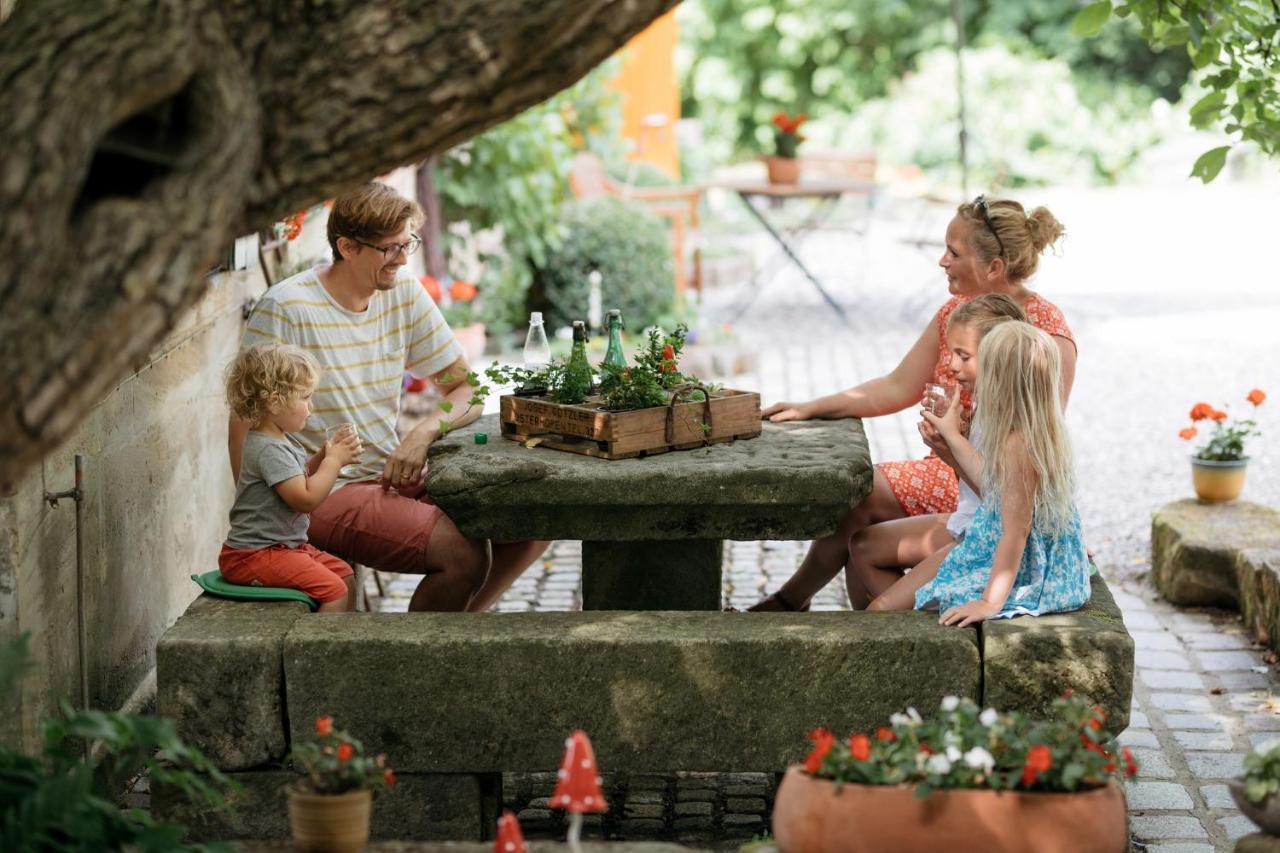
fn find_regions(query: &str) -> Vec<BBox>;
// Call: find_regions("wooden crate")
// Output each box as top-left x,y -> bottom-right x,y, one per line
499,389 -> 762,460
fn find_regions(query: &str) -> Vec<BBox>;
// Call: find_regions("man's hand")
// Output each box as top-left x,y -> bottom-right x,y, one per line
762,401 -> 813,423
939,599 -> 1001,627
382,431 -> 431,490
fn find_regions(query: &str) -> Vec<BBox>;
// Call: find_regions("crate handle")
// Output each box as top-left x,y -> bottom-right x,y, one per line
665,383 -> 714,445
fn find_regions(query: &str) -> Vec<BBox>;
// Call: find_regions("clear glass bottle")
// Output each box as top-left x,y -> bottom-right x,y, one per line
522,311 -> 551,368
601,309 -> 626,372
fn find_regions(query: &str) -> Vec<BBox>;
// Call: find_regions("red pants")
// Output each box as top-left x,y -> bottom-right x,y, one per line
218,542 -> 352,604
307,481 -> 445,574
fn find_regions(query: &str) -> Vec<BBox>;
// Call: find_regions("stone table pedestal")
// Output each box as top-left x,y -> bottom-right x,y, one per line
428,415 -> 872,610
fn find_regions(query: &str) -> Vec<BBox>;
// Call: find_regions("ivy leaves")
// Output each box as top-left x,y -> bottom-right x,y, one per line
1074,0 -> 1280,182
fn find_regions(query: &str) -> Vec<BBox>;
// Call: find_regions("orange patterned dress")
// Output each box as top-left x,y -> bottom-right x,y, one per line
878,293 -> 1076,516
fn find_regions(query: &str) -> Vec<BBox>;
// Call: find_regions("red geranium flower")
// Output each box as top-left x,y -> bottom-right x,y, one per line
315,716 -> 333,737
875,727 -> 896,743
1178,426 -> 1197,440
849,733 -> 871,762
1210,408 -> 1228,422
1248,388 -> 1266,406
419,275 -> 442,303
803,728 -> 835,773
1190,402 -> 1214,421
337,742 -> 354,762
1021,744 -> 1052,786
449,279 -> 478,302
384,768 -> 396,786
1121,747 -> 1138,778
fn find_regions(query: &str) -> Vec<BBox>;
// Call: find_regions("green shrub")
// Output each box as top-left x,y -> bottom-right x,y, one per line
534,196 -> 674,334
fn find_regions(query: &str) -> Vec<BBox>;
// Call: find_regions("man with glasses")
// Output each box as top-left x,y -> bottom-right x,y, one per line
230,182 -> 548,611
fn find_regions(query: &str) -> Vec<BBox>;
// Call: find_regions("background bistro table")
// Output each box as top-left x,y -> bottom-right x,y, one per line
427,414 -> 873,610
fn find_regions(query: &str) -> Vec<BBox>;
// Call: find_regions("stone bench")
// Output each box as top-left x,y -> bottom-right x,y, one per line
155,574 -> 1132,842
1152,499 -> 1280,645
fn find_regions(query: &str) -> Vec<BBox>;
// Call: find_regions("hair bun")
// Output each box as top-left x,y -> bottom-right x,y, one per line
1026,206 -> 1065,254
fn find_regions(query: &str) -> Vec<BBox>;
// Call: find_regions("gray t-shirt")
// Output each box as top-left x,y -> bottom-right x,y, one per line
225,431 -> 309,549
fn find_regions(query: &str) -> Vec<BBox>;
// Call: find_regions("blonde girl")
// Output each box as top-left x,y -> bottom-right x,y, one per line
907,322 -> 1089,625
219,343 -> 363,613
848,294 -> 1026,609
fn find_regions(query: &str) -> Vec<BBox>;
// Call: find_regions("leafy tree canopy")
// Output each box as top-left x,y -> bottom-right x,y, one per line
1073,0 -> 1280,181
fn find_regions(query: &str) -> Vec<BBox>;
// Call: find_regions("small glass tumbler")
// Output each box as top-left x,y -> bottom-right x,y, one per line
326,422 -> 357,445
923,383 -> 952,416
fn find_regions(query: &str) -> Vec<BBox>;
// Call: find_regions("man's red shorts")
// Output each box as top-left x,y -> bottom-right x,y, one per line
218,542 -> 352,603
307,481 -> 445,575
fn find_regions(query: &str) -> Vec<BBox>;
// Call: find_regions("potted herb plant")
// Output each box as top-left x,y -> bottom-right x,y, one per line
772,694 -> 1136,853
1230,738 -> 1280,835
1178,388 -> 1265,502
764,112 -> 808,185
287,715 -> 396,853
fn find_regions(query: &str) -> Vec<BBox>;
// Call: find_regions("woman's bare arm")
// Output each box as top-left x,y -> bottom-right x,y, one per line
764,319 -> 940,421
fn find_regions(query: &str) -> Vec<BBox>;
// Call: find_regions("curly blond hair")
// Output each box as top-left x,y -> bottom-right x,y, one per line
225,343 -> 319,425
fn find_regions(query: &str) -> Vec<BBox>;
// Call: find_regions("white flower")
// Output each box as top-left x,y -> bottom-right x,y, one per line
943,730 -> 961,748
964,747 -> 995,774
890,713 -> 908,727
946,746 -> 962,763
980,708 -> 999,727
907,707 -> 923,725
941,696 -> 960,712
926,754 -> 952,775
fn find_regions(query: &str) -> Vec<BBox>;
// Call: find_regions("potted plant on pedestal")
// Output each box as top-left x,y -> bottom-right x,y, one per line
1230,739 -> 1280,837
772,693 -> 1137,853
1179,388 -> 1265,502
287,715 -> 396,853
764,112 -> 808,185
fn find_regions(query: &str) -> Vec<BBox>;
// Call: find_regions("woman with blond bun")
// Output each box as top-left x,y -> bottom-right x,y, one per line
749,196 -> 1076,612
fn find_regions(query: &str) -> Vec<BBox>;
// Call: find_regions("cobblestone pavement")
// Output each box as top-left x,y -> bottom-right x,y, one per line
378,183 -> 1280,849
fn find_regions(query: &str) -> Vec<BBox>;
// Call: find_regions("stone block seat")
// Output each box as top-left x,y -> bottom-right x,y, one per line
154,574 -> 1133,842
1152,499 -> 1280,644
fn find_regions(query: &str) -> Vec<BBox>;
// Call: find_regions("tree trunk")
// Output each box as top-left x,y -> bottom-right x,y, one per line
0,0 -> 679,488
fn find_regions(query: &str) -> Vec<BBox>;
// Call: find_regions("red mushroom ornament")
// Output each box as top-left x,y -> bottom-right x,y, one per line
550,730 -> 607,853
493,810 -> 527,853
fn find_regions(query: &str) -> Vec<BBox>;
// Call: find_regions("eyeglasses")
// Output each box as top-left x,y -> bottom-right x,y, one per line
351,235 -> 422,259
973,195 -> 1006,259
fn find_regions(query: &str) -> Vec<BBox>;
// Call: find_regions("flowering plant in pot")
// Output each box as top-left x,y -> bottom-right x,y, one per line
287,716 -> 396,853
764,112 -> 808,184
772,693 -> 1137,853
1229,738 -> 1280,835
1179,388 -> 1264,502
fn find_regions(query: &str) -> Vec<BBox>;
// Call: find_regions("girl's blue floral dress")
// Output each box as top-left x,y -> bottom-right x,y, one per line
915,494 -> 1091,618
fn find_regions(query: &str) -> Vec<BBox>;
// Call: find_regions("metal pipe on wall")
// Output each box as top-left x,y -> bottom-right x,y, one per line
44,453 -> 88,709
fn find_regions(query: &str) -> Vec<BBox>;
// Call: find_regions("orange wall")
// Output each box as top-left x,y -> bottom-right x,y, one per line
611,10 -> 681,179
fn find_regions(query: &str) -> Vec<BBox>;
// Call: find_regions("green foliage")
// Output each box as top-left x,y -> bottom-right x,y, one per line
435,63 -> 622,334
679,0 -> 1191,163
0,635 -> 233,852
843,44 -> 1164,186
1244,739 -> 1280,804
805,693 -> 1137,796
600,364 -> 669,411
534,197 -> 675,334
1080,0 -> 1280,181
633,324 -> 691,391
289,717 -> 394,796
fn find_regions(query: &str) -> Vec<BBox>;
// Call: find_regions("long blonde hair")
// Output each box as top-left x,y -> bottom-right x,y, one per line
972,322 -> 1074,533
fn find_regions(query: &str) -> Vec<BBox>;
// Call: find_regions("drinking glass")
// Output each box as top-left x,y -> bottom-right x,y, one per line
326,422 -> 357,444
923,383 -> 952,416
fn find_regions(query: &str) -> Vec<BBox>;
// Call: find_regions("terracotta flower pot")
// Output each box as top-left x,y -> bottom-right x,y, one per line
453,321 -> 487,363
287,786 -> 372,853
1191,456 -> 1248,503
1229,779 -> 1280,834
772,766 -> 1128,853
763,155 -> 802,185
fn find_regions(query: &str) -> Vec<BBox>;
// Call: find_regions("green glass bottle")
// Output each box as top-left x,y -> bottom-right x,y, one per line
601,309 -> 627,372
557,320 -> 593,404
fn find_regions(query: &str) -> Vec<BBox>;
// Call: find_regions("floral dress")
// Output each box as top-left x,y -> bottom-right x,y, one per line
913,494 -> 1091,618
878,293 -> 1076,516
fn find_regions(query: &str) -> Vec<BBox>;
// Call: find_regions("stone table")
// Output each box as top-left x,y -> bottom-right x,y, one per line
427,415 -> 872,610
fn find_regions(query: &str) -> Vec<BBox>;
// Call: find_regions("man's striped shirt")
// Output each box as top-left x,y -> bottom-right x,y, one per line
241,268 -> 462,485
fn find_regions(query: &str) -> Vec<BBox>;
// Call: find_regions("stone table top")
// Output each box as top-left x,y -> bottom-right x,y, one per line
427,414 -> 872,541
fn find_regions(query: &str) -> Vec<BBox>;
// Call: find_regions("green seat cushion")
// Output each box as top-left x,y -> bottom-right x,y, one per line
191,570 -> 318,611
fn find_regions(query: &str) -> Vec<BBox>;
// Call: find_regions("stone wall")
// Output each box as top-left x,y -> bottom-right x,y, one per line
0,267 -> 262,751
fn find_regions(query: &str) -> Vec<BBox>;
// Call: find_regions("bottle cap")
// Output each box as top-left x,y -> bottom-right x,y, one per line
530,312 -> 543,324
474,432 -> 488,445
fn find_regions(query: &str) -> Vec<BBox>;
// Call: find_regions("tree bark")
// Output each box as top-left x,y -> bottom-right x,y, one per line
0,0 -> 679,488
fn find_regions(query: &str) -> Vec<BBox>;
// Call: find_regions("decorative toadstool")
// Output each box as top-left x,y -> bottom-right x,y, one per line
549,729 -> 608,852
493,809 -> 527,853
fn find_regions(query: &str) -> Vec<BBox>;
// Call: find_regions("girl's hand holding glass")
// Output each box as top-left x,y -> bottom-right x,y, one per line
921,385 -> 963,441
325,423 -> 362,466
